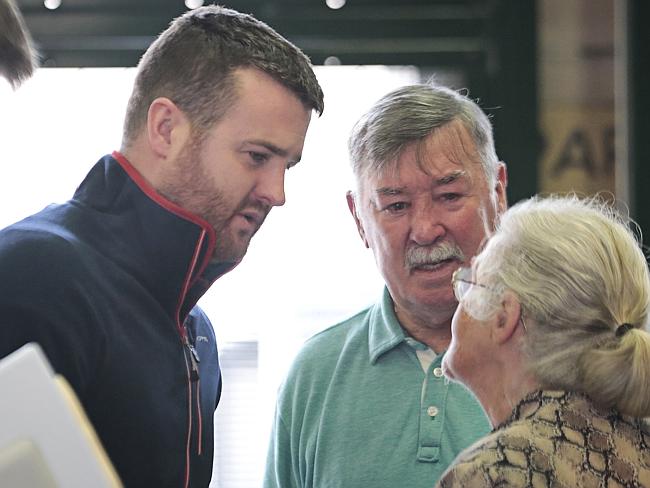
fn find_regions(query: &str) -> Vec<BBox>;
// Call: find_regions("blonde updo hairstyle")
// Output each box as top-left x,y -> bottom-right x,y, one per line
464,195 -> 650,417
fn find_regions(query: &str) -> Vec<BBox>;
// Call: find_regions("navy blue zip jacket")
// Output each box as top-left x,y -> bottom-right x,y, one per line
0,152 -> 232,487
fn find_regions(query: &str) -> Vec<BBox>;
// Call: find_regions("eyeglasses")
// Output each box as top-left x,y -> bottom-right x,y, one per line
451,266 -> 493,302
452,267 -> 528,332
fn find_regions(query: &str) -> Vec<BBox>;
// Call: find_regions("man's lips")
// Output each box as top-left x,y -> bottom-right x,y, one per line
239,211 -> 265,227
410,258 -> 458,272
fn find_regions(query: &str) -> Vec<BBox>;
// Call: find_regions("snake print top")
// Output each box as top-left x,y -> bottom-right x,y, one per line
436,390 -> 650,488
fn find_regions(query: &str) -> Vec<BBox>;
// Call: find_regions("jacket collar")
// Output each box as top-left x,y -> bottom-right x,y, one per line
72,152 -> 234,331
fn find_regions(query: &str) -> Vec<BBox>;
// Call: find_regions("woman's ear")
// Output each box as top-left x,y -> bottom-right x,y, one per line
492,290 -> 522,345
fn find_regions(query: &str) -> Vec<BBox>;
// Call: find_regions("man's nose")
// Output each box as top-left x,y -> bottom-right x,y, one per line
409,204 -> 445,245
257,167 -> 286,207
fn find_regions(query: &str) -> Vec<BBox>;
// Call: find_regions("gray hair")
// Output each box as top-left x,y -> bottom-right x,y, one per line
122,5 -> 323,148
0,0 -> 37,89
348,83 -> 499,187
467,195 -> 650,417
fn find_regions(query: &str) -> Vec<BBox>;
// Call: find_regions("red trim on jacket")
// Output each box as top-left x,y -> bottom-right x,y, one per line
112,151 -> 217,329
176,229 -> 206,336
113,151 -> 211,483
112,151 -> 215,237
183,353 -> 193,488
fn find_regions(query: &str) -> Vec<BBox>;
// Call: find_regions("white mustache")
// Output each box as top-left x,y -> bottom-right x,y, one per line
405,242 -> 465,270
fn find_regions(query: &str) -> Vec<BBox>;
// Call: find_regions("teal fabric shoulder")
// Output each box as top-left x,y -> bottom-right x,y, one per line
264,288 -> 490,488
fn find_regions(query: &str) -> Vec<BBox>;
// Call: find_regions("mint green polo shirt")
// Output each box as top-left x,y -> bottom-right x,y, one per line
263,288 -> 490,488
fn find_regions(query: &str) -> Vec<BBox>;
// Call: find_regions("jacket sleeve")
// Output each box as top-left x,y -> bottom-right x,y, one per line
0,233 -> 103,396
263,403 -> 301,488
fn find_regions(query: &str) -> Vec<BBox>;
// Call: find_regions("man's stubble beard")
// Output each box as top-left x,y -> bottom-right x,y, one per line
157,138 -> 248,266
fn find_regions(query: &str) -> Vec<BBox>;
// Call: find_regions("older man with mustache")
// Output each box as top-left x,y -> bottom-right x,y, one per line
264,83 -> 508,488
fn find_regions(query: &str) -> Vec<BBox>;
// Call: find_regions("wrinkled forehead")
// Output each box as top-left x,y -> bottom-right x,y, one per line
423,119 -> 483,170
360,120 -> 486,192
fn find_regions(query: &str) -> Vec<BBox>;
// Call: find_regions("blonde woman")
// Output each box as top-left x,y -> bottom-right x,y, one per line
437,195 -> 650,487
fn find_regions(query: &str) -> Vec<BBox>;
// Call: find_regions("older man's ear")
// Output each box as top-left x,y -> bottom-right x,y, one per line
494,162 -> 508,216
346,191 -> 370,249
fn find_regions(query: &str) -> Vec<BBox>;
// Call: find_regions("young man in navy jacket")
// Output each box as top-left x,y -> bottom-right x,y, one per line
0,6 -> 323,487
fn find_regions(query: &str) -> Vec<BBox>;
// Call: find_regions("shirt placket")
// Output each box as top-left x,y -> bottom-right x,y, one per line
416,357 -> 449,463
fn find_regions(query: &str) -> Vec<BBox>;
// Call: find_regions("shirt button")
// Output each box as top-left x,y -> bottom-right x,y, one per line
433,367 -> 444,378
427,405 -> 439,417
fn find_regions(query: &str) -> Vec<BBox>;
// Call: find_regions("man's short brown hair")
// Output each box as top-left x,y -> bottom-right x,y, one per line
122,5 -> 324,147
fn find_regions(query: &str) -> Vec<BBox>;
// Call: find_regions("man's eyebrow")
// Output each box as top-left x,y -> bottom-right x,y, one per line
248,140 -> 302,164
374,186 -> 407,197
436,170 -> 467,185
374,170 -> 468,196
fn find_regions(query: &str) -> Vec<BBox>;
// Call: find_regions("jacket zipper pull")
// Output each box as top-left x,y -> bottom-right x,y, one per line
184,335 -> 201,382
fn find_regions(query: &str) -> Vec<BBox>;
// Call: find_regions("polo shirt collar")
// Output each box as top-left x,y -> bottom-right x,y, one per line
368,287 -> 409,364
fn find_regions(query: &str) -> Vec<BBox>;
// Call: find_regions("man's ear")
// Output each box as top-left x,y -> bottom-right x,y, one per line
492,290 -> 521,345
346,191 -> 369,248
495,161 -> 508,214
494,162 -> 508,216
146,97 -> 191,160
